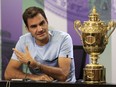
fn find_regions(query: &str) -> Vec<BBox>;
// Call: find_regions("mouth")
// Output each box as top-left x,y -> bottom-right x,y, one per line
37,32 -> 46,37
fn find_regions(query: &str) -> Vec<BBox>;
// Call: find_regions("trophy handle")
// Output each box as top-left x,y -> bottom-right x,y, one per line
74,20 -> 82,40
107,21 -> 116,39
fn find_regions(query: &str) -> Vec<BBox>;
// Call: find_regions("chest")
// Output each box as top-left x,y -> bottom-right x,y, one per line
29,42 -> 60,65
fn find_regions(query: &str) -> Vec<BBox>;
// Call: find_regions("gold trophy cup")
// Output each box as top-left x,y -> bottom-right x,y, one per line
74,7 -> 116,84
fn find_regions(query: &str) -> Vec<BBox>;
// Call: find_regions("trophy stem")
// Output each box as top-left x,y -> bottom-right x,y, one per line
90,54 -> 99,64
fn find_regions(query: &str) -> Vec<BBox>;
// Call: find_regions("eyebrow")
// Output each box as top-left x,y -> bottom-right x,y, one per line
30,24 -> 37,28
29,20 -> 45,28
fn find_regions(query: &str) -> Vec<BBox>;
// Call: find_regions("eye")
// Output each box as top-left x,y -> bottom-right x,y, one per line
39,20 -> 45,26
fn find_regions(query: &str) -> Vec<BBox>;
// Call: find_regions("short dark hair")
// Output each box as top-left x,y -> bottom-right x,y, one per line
23,6 -> 48,27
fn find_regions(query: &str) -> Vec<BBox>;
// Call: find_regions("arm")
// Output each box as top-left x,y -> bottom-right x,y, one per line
31,57 -> 71,81
12,47 -> 71,82
4,59 -> 53,81
5,59 -> 25,80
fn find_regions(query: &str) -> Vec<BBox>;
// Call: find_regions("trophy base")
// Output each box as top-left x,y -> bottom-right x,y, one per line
83,64 -> 106,84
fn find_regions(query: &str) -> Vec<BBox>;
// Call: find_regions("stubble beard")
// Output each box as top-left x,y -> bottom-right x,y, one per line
35,33 -> 49,45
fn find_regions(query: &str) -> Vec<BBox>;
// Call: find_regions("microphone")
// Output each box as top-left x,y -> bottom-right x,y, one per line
23,61 -> 31,82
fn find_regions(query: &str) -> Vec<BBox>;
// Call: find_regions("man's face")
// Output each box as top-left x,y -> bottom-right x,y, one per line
27,13 -> 49,42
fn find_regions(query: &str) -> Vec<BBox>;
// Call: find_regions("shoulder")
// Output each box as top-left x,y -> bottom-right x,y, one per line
49,30 -> 71,39
18,33 -> 34,44
19,33 -> 32,40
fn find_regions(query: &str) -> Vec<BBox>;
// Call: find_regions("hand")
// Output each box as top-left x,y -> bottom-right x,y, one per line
12,46 -> 36,66
30,74 -> 54,82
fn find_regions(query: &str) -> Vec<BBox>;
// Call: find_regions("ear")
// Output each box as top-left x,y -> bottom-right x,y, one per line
25,26 -> 30,32
45,19 -> 48,24
46,19 -> 48,24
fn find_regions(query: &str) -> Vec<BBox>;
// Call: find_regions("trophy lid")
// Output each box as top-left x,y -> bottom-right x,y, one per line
80,6 -> 107,33
89,6 -> 99,21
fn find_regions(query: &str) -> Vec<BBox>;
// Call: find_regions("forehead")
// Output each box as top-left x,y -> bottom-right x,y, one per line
27,14 -> 45,25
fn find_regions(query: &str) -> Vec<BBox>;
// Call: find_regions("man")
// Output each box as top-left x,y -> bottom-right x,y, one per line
4,6 -> 76,82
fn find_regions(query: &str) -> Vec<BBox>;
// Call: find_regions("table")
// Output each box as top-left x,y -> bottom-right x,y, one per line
0,80 -> 116,87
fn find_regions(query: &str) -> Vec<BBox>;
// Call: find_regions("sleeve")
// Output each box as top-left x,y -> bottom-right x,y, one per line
59,34 -> 73,59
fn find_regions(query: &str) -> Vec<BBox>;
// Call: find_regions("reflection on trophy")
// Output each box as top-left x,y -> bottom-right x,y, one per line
74,7 -> 116,84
